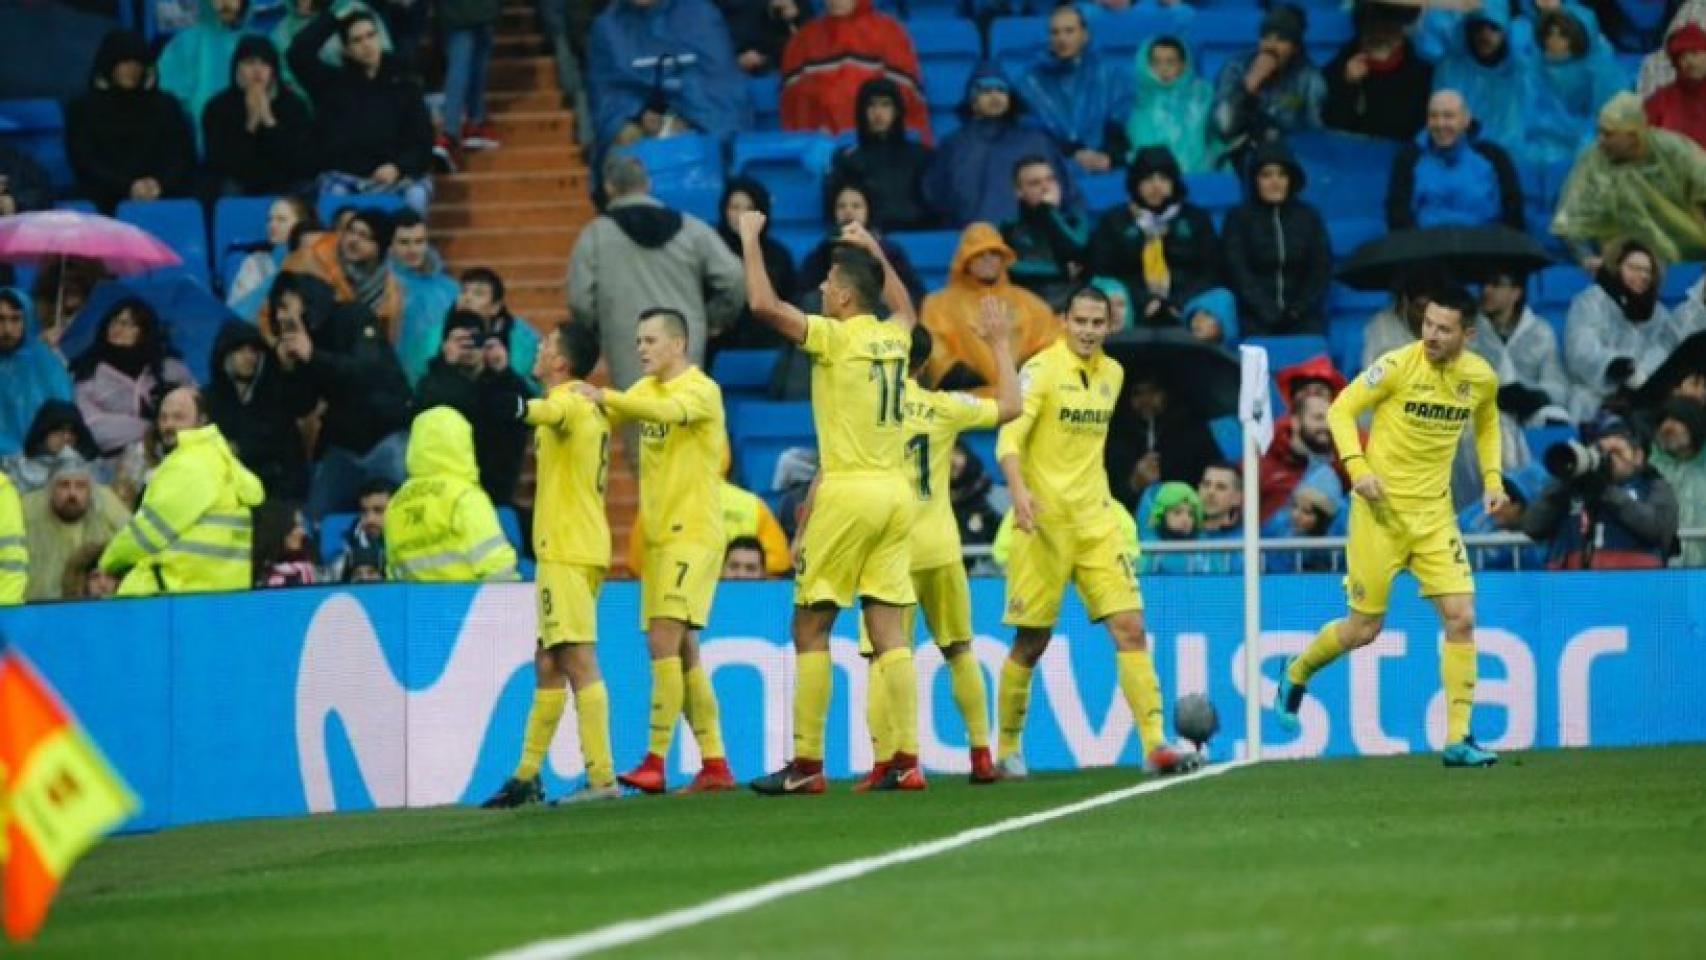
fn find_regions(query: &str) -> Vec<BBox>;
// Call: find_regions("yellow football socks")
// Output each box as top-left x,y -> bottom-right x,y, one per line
866,655 -> 894,763
1441,641 -> 1477,744
996,659 -> 1033,761
876,647 -> 919,757
513,687 -> 567,781
1290,621 -> 1348,685
794,650 -> 831,761
683,665 -> 725,760
646,656 -> 685,758
1116,649 -> 1165,754
575,681 -> 615,788
947,651 -> 991,750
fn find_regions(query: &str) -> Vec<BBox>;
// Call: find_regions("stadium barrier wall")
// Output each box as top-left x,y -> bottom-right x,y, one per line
2,572 -> 1702,831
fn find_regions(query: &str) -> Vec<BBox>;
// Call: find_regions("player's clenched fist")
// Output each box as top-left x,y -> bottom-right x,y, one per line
737,209 -> 768,237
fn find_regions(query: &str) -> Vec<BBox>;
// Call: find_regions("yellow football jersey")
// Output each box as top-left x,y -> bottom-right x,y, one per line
801,313 -> 912,475
604,366 -> 727,549
995,339 -> 1124,529
525,382 -> 611,567
1331,341 -> 1502,503
901,381 -> 999,570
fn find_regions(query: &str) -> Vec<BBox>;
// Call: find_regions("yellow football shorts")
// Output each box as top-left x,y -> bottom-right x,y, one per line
857,560 -> 975,655
1003,513 -> 1142,628
1343,495 -> 1474,615
536,561 -> 604,647
640,539 -> 721,629
795,473 -> 915,609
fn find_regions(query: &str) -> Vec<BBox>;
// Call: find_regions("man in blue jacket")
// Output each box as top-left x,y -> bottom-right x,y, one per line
1386,89 -> 1525,230
925,63 -> 1077,228
1014,4 -> 1132,175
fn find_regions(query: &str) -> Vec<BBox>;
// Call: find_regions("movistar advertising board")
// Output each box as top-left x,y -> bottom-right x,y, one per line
3,572 -> 1701,831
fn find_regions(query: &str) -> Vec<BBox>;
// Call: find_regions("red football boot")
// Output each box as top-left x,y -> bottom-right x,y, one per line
617,753 -> 667,794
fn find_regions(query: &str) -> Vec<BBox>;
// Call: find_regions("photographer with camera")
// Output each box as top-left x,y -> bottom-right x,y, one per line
1523,415 -> 1679,569
414,310 -> 532,506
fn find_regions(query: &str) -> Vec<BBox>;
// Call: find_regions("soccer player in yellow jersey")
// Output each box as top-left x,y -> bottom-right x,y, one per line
482,322 -> 620,807
995,285 -> 1196,780
1274,289 -> 1506,768
574,308 -> 735,795
738,210 -> 923,795
852,300 -> 1021,789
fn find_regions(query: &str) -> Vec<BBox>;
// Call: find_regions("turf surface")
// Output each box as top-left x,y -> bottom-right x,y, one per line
30,745 -> 1706,959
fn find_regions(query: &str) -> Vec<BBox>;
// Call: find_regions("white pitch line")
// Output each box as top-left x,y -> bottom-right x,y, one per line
486,760 -> 1253,960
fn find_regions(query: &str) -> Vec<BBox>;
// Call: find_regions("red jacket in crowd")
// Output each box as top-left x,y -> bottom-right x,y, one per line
1644,24 -> 1706,150
779,0 -> 932,145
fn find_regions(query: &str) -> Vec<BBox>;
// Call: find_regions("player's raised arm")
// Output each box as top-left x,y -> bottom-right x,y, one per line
839,221 -> 916,333
977,296 -> 1022,424
738,210 -> 808,345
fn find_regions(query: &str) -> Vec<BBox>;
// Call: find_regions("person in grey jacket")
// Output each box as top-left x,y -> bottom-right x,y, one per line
567,153 -> 746,394
1472,270 -> 1571,426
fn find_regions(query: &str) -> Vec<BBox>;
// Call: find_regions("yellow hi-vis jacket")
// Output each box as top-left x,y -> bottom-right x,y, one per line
0,473 -> 25,605
100,424 -> 265,596
385,407 -> 519,582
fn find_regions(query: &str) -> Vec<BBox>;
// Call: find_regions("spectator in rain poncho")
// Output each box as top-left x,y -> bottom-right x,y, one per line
1527,6 -> 1628,168
1637,0 -> 1706,96
1642,21 -> 1706,150
1472,270 -> 1572,427
1140,481 -> 1217,575
0,289 -> 73,458
70,298 -> 197,459
1563,239 -> 1705,419
1262,467 -> 1344,574
1551,93 -> 1706,266
390,210 -> 462,387
779,0 -> 928,143
1,400 -> 102,495
158,0 -> 259,149
587,0 -> 750,147
1432,0 -> 1537,157
1126,37 -> 1219,175
1210,4 -> 1327,164
1650,396 -> 1706,567
925,63 -> 1078,228
1014,4 -> 1131,174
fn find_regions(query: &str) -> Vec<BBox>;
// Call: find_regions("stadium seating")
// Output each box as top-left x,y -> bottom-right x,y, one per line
1209,414 -> 1242,461
1080,171 -> 1126,213
731,131 -> 837,230
0,98 -> 73,190
727,399 -> 814,490
961,429 -> 998,475
115,198 -> 211,289
212,195 -> 277,293
888,229 -> 960,291
1246,333 -> 1332,410
1325,216 -> 1384,258
748,74 -> 782,131
911,16 -> 982,101
709,348 -> 780,400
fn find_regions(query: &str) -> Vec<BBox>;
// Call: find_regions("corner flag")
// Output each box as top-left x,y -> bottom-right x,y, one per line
1,648 -> 137,943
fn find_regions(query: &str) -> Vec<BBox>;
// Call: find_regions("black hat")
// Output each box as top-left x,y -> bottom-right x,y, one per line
1260,3 -> 1308,44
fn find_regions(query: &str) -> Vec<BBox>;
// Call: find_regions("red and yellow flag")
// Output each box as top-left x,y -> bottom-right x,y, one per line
0,649 -> 137,943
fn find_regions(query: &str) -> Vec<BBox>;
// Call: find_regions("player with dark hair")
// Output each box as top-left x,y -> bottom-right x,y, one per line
1276,287 -> 1506,767
994,285 -> 1197,779
574,307 -> 735,795
738,210 -> 923,794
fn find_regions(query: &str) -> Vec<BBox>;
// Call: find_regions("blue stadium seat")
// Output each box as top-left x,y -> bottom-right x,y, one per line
1329,283 -> 1388,314
1247,334 -> 1331,373
773,225 -> 824,264
931,106 -> 961,140
1289,130 -> 1401,182
888,230 -> 960,282
1091,7 -> 1195,60
318,513 -> 357,565
731,131 -> 837,228
1305,169 -> 1389,219
616,133 -> 724,191
651,183 -> 721,225
314,192 -> 406,227
55,199 -> 97,214
1184,171 -> 1241,212
1080,171 -> 1126,213
1535,264 -> 1588,311
922,59 -> 975,110
989,17 -> 1049,59
1662,261 -> 1704,304
1187,9 -> 1256,49
710,349 -> 781,396
213,195 -> 276,293
1209,415 -> 1242,461
728,399 -> 815,490
0,98 -> 73,190
1327,312 -> 1366,377
1525,424 -> 1576,458
116,198 -> 211,288
496,506 -> 525,554
910,16 -> 981,67
1325,216 -> 1384,257
961,430 -> 998,475
748,74 -> 782,131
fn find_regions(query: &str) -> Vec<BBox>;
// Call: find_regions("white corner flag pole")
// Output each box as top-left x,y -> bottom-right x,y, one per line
1236,346 -> 1273,763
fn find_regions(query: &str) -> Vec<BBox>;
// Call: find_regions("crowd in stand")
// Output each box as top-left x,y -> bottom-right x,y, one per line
5,0 -> 1706,607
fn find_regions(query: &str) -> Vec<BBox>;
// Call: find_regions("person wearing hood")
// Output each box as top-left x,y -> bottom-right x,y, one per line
1552,93 -> 1706,268
1263,469 -> 1345,574
1323,0 -> 1434,142
275,207 -> 406,342
1211,4 -> 1326,163
919,224 -> 1058,396
0,289 -> 73,460
568,152 -> 745,393
1455,466 -> 1548,570
1387,90 -> 1525,232
1001,156 -> 1091,308
1106,366 -> 1220,511
1088,145 -> 1228,332
1433,0 -> 1538,156
384,405 -> 518,581
1257,391 -> 1344,522
1563,239 -> 1703,419
1472,271 -> 1572,427
271,0 -> 394,98
22,449 -> 131,601
99,385 -> 265,596
829,77 -> 935,231
1140,481 -> 1218,575
1650,396 -> 1706,566
714,177 -> 796,351
722,0 -> 811,75
1527,6 -> 1629,168
66,29 -> 197,212
587,0 -> 750,148
70,298 -> 198,460
390,208 -> 463,386
203,35 -> 316,196
1644,23 -> 1706,149
2,401 -> 102,494
1015,4 -> 1132,174
925,64 -> 1078,228
779,0 -> 928,143
159,0 -> 259,145
1638,0 -> 1706,95
1126,36 -> 1219,176
206,320 -> 317,500
228,196 -> 318,321
1222,141 -> 1330,337
794,178 -> 925,308
415,310 -> 533,505
288,10 -> 434,213
268,271 -> 414,518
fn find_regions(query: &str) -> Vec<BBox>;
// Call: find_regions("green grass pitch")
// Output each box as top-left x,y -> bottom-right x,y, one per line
29,745 -> 1706,959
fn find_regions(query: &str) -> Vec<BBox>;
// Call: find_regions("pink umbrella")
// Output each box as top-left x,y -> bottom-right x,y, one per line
0,209 -> 184,340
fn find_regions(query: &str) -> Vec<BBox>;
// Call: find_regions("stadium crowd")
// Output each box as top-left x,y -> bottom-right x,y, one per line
3,0 -> 1706,606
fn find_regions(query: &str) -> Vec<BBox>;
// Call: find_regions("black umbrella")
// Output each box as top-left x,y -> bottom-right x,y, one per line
1336,225 -> 1554,292
1103,327 -> 1241,419
1635,330 -> 1706,409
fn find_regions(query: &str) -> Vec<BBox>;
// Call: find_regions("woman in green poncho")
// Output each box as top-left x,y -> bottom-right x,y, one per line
1125,36 -> 1223,175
